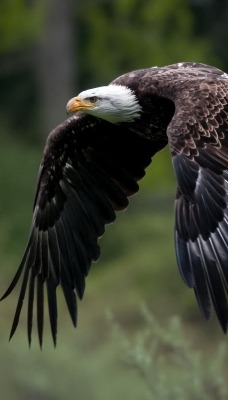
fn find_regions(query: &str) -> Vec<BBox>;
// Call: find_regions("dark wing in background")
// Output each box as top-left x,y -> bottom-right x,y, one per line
168,80 -> 228,331
1,114 -> 158,346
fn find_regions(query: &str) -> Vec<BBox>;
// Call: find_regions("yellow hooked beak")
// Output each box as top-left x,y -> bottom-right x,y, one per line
66,96 -> 95,114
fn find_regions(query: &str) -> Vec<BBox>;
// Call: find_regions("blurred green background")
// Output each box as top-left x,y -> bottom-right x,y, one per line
0,0 -> 228,399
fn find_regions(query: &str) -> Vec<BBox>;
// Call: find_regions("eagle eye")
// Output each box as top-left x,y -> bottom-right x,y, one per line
88,96 -> 98,103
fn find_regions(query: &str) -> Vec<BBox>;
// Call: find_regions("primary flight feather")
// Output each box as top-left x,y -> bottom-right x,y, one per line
2,62 -> 228,346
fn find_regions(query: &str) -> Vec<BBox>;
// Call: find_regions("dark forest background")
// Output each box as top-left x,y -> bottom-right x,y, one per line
0,1 -> 228,399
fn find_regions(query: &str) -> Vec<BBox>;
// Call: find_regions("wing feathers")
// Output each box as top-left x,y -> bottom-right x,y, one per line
9,264 -> 30,341
46,277 -> 58,346
2,116 -> 153,345
37,275 -> 44,347
27,272 -> 35,346
169,75 -> 228,332
3,64 -> 228,344
196,237 -> 228,332
172,118 -> 228,332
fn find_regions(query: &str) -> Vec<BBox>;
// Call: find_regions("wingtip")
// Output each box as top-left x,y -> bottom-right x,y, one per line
8,325 -> 16,343
0,287 -> 15,302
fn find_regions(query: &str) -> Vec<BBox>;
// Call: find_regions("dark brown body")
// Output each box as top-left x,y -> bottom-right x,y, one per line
2,62 -> 228,345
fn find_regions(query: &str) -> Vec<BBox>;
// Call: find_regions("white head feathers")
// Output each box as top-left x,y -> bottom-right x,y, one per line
77,84 -> 142,123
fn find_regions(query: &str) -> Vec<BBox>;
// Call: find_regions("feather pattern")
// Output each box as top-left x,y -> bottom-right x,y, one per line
2,62 -> 228,344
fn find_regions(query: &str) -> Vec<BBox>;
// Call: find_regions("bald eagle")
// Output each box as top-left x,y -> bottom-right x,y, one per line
2,62 -> 228,346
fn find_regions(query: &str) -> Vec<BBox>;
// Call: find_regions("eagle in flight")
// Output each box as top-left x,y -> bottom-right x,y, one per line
2,62 -> 228,346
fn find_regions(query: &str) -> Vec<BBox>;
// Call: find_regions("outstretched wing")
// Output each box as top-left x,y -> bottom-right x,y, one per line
2,114 -> 157,346
168,79 -> 228,331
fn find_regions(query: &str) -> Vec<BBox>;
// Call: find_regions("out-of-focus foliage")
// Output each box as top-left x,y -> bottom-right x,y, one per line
0,0 -> 43,140
0,0 -> 43,54
78,0 -> 216,86
0,157 -> 227,399
109,306 -> 228,400
191,0 -> 228,69
0,0 -> 224,140
1,1 -> 228,399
